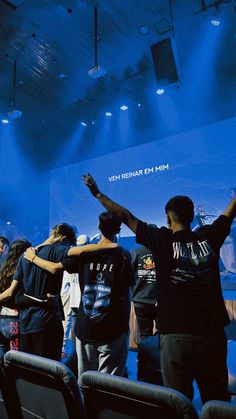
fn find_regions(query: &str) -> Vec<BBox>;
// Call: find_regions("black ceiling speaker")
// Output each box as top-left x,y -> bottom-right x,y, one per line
151,37 -> 180,87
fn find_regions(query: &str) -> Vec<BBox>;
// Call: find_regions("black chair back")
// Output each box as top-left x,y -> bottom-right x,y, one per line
4,350 -> 86,419
80,370 -> 199,419
201,400 -> 236,419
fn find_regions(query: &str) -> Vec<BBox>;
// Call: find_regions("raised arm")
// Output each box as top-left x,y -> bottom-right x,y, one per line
223,197 -> 236,223
24,248 -> 63,274
82,173 -> 140,233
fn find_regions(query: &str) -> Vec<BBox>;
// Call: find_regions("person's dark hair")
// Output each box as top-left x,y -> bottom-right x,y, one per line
0,239 -> 31,293
165,195 -> 194,225
99,211 -> 122,238
51,223 -> 77,245
0,236 -> 10,247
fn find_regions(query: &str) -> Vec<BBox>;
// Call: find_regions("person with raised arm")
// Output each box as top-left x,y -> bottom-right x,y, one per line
82,173 -> 236,404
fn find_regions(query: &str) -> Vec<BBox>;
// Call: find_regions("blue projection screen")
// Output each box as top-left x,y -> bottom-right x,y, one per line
50,117 -> 236,272
50,118 -> 235,233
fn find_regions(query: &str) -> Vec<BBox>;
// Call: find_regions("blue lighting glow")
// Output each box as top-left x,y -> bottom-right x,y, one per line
156,89 -> 165,95
120,105 -> 128,111
81,122 -> 87,126
105,112 -> 112,117
137,103 -> 141,108
2,119 -> 9,124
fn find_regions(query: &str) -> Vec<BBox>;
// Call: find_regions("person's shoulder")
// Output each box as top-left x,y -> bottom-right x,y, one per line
53,242 -> 70,249
50,242 -> 70,255
137,220 -> 168,233
197,215 -> 230,233
117,246 -> 131,257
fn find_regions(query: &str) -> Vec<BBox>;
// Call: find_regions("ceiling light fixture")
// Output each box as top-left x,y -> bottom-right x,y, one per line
156,88 -> 165,95
211,19 -> 221,26
8,60 -> 22,120
88,5 -> 107,79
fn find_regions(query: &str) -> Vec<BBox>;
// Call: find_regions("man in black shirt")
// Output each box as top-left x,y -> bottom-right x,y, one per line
82,173 -> 236,404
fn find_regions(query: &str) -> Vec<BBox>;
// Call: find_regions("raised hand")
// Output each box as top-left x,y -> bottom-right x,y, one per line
82,173 -> 100,197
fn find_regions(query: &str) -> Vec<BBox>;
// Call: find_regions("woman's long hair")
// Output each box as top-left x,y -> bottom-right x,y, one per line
0,239 -> 31,293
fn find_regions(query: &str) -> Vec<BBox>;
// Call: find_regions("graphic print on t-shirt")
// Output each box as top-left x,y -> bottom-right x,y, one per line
138,254 -> 156,283
82,264 -> 113,318
171,239 -> 216,286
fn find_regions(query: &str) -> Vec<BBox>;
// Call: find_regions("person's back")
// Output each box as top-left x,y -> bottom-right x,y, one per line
62,211 -> 134,378
74,246 -> 132,343
142,223 -> 229,335
14,223 -> 77,360
131,245 -> 157,338
16,242 -> 71,335
135,195 -> 231,403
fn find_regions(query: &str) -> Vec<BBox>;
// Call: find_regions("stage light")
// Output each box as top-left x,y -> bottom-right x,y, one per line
6,221 -> 11,225
211,19 -> 220,26
137,103 -> 141,108
156,89 -> 165,95
2,119 -> 9,124
81,122 -> 87,126
105,112 -> 112,117
120,105 -> 128,111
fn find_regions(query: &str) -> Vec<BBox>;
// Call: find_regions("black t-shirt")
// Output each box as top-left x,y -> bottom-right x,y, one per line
62,247 -> 134,343
136,215 -> 231,335
131,246 -> 157,307
14,243 -> 71,334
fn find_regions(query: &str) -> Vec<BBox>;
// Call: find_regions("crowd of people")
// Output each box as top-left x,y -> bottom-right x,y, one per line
0,175 -> 235,407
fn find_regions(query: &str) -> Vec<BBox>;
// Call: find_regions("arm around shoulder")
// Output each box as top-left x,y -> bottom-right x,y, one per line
24,250 -> 63,275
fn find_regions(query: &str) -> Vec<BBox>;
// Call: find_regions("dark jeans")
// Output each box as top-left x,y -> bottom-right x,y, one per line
20,322 -> 64,361
134,304 -> 158,338
160,329 -> 230,404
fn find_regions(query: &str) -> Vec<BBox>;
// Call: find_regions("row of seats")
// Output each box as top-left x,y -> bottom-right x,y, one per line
0,350 -> 235,419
